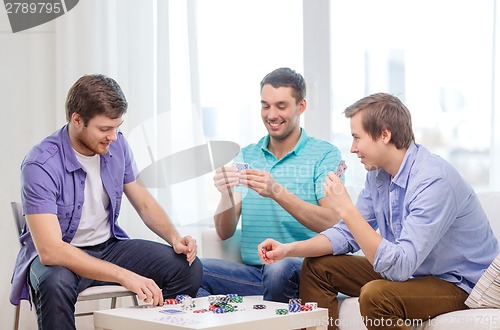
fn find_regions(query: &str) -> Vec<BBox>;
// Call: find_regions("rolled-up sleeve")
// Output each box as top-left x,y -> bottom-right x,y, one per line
321,224 -> 353,255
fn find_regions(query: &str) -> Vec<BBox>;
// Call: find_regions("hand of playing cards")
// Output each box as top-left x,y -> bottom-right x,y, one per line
234,162 -> 249,172
234,162 -> 249,186
335,160 -> 347,177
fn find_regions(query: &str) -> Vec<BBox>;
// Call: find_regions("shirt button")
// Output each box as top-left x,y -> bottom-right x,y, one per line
81,181 -> 84,185
77,205 -> 81,209
52,146 -> 57,150
65,212 -> 70,217
70,230 -> 74,233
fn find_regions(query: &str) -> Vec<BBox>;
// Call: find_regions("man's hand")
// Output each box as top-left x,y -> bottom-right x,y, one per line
172,235 -> 197,266
121,271 -> 164,306
213,167 -> 241,195
323,171 -> 355,218
258,238 -> 289,264
240,169 -> 282,198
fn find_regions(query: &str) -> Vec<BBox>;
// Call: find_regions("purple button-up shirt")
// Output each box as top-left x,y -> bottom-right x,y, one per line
10,125 -> 139,305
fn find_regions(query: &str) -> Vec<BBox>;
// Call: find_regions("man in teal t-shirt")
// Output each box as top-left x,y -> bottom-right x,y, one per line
197,67 -> 343,302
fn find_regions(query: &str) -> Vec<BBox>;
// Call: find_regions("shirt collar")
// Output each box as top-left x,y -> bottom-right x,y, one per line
61,124 -> 82,173
391,142 -> 418,188
260,128 -> 309,156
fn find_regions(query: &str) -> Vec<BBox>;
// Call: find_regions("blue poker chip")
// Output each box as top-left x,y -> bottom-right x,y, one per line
288,303 -> 301,313
213,307 -> 227,314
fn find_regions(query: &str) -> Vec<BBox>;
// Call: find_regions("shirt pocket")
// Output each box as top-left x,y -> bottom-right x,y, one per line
57,204 -> 75,234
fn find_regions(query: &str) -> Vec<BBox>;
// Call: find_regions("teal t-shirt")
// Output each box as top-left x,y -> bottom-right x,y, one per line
235,128 -> 343,265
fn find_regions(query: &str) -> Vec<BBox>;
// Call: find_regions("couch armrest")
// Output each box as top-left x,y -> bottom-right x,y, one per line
201,228 -> 243,263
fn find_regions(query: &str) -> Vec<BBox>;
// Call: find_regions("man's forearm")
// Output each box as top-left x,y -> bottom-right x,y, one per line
272,187 -> 340,232
43,242 -> 132,284
214,193 -> 240,240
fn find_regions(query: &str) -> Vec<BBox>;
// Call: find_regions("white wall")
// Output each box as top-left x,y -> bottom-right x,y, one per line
0,6 -> 59,328
0,3 -> 153,328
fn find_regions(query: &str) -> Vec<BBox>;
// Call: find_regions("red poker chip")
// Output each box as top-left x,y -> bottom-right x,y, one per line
193,309 -> 208,313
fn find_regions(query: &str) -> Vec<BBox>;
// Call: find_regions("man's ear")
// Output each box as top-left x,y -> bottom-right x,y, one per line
381,128 -> 391,144
71,113 -> 83,128
297,99 -> 306,115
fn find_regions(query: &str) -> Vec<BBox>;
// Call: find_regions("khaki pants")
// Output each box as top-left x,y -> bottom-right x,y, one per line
299,255 -> 469,330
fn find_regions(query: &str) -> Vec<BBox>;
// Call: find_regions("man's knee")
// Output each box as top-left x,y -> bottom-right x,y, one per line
188,257 -> 203,287
30,264 -> 79,301
263,259 -> 301,283
359,279 -> 396,315
167,257 -> 202,297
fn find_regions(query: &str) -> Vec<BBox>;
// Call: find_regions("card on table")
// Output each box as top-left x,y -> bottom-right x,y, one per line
159,309 -> 185,314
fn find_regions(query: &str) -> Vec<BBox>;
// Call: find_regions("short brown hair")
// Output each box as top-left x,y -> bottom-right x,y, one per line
260,67 -> 306,103
65,74 -> 127,125
344,93 -> 415,149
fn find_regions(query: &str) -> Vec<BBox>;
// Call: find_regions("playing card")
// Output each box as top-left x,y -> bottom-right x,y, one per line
234,162 -> 249,172
335,160 -> 347,177
159,309 -> 185,314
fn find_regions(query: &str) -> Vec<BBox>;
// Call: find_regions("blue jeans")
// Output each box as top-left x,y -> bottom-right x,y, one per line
197,257 -> 303,303
29,238 -> 202,330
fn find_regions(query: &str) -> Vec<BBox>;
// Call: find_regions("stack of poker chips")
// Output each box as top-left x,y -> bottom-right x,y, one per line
275,308 -> 288,315
164,298 -> 178,305
227,293 -> 243,303
288,298 -> 301,313
207,294 -> 242,314
304,302 -> 317,310
176,294 -> 195,310
252,304 -> 266,310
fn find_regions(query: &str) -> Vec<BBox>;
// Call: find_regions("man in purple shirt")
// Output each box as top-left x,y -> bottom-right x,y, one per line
9,74 -> 202,330
258,93 -> 498,330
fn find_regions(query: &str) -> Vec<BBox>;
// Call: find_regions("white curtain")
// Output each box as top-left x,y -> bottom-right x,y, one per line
53,0 -> 304,243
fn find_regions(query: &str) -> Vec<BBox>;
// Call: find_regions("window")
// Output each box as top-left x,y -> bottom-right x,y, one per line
330,0 -> 494,191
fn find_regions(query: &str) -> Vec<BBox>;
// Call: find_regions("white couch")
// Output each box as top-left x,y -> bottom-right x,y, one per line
201,191 -> 500,330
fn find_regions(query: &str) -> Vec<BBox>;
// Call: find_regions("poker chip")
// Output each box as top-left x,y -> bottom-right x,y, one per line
276,308 -> 288,315
180,296 -> 195,310
289,298 -> 302,305
193,309 -> 208,313
261,247 -> 268,260
222,304 -> 235,312
301,304 -> 313,311
305,302 -> 318,309
176,294 -> 189,304
208,296 -> 220,304
213,307 -> 228,314
230,296 -> 243,303
220,296 -> 231,304
226,294 -> 238,298
164,298 -> 177,305
288,303 -> 301,313
253,304 -> 266,309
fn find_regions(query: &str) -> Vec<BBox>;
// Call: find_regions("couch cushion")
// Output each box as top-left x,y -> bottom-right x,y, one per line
201,228 -> 243,263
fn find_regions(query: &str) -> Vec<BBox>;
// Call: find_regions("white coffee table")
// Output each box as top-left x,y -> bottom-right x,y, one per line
94,295 -> 328,329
